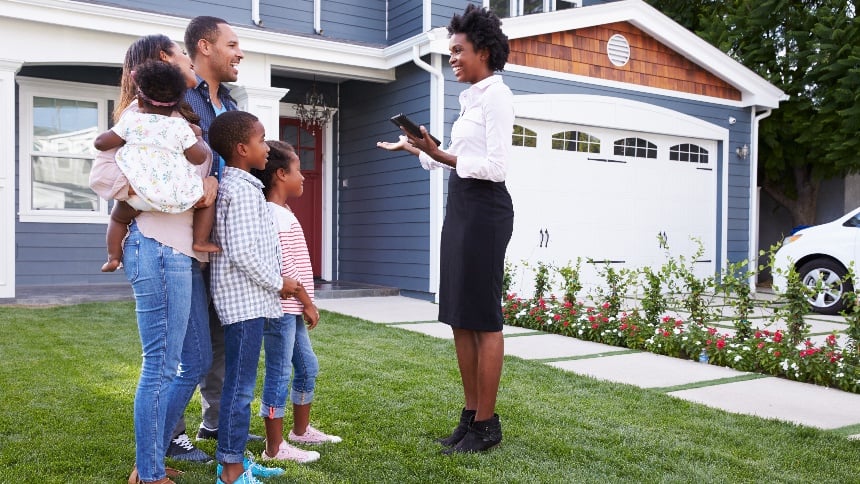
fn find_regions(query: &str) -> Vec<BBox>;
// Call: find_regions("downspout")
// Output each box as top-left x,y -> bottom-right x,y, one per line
412,44 -> 445,301
314,0 -> 322,34
749,108 -> 772,292
251,0 -> 262,26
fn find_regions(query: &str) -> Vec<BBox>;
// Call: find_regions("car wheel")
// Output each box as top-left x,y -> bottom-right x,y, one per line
797,259 -> 852,315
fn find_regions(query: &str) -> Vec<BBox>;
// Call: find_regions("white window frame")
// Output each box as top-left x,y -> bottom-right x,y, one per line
484,0 -> 580,16
17,77 -> 117,224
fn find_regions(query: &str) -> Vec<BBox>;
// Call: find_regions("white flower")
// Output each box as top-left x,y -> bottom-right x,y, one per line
781,361 -> 789,371
673,328 -> 682,335
734,355 -> 742,362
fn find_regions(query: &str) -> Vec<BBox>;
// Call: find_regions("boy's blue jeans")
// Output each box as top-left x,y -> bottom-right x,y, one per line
260,314 -> 319,419
216,317 -> 268,464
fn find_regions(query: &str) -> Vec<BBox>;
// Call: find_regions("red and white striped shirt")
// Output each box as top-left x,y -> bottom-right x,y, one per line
267,202 -> 315,315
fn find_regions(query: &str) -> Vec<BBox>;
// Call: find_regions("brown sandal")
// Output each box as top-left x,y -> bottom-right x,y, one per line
128,465 -> 183,484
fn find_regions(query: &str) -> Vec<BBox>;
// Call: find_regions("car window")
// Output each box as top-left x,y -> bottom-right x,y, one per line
843,214 -> 860,227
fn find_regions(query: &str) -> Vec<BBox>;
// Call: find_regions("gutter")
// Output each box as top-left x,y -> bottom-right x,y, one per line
749,108 -> 772,291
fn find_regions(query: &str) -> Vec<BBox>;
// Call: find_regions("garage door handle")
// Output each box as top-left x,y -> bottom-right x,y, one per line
539,228 -> 550,248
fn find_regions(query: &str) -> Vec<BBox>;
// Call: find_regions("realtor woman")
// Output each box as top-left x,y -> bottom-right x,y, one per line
377,4 -> 514,454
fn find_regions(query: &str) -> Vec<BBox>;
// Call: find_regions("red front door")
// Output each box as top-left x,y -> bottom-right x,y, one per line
279,118 -> 323,278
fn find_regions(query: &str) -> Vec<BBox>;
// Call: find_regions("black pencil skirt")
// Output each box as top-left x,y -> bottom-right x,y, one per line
437,170 -> 514,331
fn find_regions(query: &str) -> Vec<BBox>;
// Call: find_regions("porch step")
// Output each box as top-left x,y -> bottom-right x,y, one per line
314,280 -> 400,299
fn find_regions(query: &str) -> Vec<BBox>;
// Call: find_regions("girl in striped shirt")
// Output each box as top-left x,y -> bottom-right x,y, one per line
251,140 -> 342,465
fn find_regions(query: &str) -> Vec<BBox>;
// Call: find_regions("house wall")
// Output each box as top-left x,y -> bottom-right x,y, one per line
14,65 -> 126,286
82,0 -> 388,44
431,0 -> 481,29
388,0 -> 424,44
338,63 -> 434,296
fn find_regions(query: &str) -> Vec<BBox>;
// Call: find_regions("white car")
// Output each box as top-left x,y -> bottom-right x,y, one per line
771,207 -> 860,314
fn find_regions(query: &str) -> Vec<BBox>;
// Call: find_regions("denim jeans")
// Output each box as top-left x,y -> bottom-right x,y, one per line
216,317 -> 267,464
260,314 -> 320,420
124,222 -> 191,481
161,260 -> 212,454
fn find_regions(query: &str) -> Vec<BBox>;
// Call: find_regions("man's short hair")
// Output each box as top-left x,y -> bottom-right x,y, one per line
185,16 -> 229,60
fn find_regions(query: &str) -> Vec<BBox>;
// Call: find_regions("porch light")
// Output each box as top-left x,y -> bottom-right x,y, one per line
295,81 -> 331,130
736,144 -> 749,160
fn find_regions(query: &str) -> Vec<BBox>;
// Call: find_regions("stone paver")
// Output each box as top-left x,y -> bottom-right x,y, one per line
317,296 -> 439,323
549,352 -> 748,388
504,333 -> 618,360
669,377 -> 860,429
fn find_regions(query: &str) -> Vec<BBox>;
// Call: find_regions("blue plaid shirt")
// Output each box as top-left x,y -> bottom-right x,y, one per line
210,167 -> 283,325
184,76 -> 237,179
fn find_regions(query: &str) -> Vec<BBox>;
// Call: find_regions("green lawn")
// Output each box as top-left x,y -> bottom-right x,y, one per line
0,302 -> 857,483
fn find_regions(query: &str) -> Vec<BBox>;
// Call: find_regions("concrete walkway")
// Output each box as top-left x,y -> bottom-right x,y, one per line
317,295 -> 860,436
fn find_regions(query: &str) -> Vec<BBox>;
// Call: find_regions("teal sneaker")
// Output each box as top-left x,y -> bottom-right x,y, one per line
216,468 -> 264,484
216,456 -> 285,479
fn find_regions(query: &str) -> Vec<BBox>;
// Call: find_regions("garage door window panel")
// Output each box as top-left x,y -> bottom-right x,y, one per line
614,137 -> 657,159
670,143 -> 709,164
512,124 -> 537,147
551,130 -> 600,153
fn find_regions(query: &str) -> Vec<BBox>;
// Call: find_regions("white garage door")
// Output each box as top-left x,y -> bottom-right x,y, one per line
505,119 -> 717,297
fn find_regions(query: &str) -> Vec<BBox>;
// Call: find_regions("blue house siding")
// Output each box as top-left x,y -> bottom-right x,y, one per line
319,0 -> 386,44
388,0 -> 424,44
81,0 -> 244,25
431,0 -> 481,29
260,0 -> 314,34
337,63 -> 433,294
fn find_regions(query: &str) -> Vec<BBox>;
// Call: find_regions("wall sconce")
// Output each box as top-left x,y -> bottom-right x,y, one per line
736,144 -> 749,160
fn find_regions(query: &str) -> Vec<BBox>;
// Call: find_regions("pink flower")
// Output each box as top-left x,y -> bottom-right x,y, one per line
773,331 -> 783,343
826,334 -> 837,346
716,339 -> 726,350
620,323 -> 629,331
757,342 -> 765,349
755,330 -> 762,339
588,315 -> 596,322
563,301 -> 573,308
553,314 -> 561,321
708,327 -> 718,335
602,302 -> 611,310
774,351 -> 781,357
591,323 -> 599,330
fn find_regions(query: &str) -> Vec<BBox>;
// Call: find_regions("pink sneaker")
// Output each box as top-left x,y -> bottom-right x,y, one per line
260,440 -> 320,464
288,425 -> 343,444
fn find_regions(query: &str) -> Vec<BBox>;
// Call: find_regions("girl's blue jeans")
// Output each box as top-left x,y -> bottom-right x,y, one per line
124,222 -> 211,481
260,314 -> 319,419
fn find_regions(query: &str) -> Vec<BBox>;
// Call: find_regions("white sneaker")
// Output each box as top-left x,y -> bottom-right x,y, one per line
289,425 -> 343,444
261,440 -> 320,464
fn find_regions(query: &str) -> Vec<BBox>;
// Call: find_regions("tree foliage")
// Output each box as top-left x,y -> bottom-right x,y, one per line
646,0 -> 859,225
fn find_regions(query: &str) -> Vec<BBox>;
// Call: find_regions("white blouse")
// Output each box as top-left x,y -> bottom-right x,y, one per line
418,75 -> 514,183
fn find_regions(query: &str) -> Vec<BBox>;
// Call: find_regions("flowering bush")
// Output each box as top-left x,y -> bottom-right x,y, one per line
502,293 -> 860,393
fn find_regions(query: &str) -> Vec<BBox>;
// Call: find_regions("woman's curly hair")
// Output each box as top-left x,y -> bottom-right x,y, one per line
447,4 -> 509,72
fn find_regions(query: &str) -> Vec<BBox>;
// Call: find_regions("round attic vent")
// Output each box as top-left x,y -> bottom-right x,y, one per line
607,34 -> 631,67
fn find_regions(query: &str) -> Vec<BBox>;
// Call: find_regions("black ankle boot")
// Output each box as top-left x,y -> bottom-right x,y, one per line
443,414 -> 502,454
437,408 -> 476,447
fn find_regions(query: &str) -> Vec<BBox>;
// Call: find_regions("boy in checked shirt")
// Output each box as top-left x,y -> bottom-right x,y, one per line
207,111 -> 301,484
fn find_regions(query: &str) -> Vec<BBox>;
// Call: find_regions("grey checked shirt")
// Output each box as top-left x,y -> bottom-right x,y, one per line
210,167 -> 283,325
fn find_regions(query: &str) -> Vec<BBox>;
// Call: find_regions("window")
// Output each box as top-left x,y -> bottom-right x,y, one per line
512,125 -> 537,147
613,137 -> 657,159
17,77 -> 117,223
552,131 -> 600,153
485,0 -> 578,17
670,143 -> 709,164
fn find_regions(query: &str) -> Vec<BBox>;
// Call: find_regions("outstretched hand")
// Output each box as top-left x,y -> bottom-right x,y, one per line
376,135 -> 412,152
